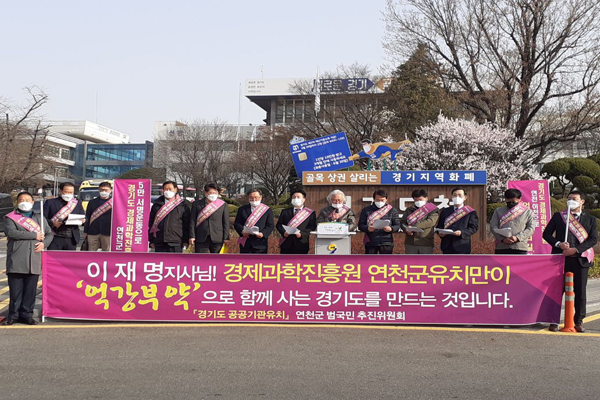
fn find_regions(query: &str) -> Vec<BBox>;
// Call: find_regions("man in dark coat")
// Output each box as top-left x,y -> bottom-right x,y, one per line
3,192 -> 53,325
189,183 -> 230,254
234,189 -> 274,254
436,187 -> 479,254
84,181 -> 113,251
543,190 -> 598,333
276,189 -> 317,254
148,181 -> 191,253
358,189 -> 401,254
43,182 -> 85,250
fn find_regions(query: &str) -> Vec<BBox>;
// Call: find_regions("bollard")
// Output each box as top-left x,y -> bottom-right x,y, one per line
560,272 -> 577,333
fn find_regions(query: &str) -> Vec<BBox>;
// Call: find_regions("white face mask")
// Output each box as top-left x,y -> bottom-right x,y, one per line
452,196 -> 464,206
163,190 -> 176,199
414,200 -> 427,208
61,194 -> 74,202
374,201 -> 386,208
99,191 -> 111,199
250,200 -> 261,207
567,199 -> 580,210
18,202 -> 33,212
291,198 -> 303,207
332,203 -> 344,209
207,194 -> 218,202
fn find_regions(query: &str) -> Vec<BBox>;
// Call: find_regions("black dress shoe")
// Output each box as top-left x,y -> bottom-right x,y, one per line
548,324 -> 559,332
575,324 -> 585,333
2,319 -> 17,326
19,318 -> 38,325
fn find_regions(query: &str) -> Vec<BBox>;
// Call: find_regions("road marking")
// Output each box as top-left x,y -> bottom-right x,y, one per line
0,278 -> 6,283
0,322 -> 599,337
0,286 -> 8,295
584,313 -> 600,323
0,280 -> 42,311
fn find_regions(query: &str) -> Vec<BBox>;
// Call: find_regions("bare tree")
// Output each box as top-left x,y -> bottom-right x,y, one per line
383,0 -> 600,163
0,87 -> 56,192
154,119 -> 240,198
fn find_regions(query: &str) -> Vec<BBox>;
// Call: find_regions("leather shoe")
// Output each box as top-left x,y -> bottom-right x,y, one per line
548,324 -> 559,332
2,319 -> 17,326
19,318 -> 38,325
575,324 -> 585,333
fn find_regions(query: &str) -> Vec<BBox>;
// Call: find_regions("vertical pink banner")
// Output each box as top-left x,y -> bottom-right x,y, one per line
110,179 -> 151,252
508,180 -> 552,254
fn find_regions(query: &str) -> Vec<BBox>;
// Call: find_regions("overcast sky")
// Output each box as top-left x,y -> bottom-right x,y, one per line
1,0 -> 391,142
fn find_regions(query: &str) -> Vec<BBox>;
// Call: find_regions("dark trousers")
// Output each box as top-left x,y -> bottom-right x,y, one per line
565,260 -> 589,324
195,237 -> 223,254
495,249 -> 528,255
280,247 -> 309,255
154,243 -> 182,253
7,273 -> 39,321
48,236 -> 77,250
240,246 -> 268,254
365,245 -> 394,255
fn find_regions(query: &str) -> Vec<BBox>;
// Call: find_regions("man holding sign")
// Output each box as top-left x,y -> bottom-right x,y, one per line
234,189 -> 274,254
276,189 -> 317,254
189,183 -> 229,254
543,190 -> 598,333
490,189 -> 535,255
148,181 -> 190,253
400,189 -> 439,254
436,187 -> 479,254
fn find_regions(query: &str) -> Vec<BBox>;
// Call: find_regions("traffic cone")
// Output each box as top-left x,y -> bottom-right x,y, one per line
560,272 -> 577,333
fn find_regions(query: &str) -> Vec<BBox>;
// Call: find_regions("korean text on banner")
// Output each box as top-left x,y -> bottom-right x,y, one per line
508,180 -> 552,254
110,179 -> 151,252
43,252 -> 564,325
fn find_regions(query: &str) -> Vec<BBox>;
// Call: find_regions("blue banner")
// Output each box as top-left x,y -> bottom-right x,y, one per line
380,171 -> 487,185
290,132 -> 354,176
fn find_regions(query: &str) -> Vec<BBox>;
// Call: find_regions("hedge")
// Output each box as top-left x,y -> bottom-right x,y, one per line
487,202 -> 504,223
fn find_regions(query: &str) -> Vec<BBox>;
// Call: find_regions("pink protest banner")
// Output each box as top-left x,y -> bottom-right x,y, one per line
42,252 -> 564,325
508,180 -> 552,254
110,179 -> 151,252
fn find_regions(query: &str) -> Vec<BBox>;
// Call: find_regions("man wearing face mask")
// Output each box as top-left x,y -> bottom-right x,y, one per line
83,182 -> 113,251
43,182 -> 86,250
543,190 -> 598,333
276,189 -> 317,254
148,181 -> 191,253
400,189 -> 440,254
490,188 -> 535,255
358,189 -> 401,254
234,188 -> 274,254
3,192 -> 53,325
436,187 -> 479,254
316,189 -> 357,231
189,183 -> 230,254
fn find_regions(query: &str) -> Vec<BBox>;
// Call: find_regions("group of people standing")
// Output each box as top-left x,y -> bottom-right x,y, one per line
3,181 -> 597,332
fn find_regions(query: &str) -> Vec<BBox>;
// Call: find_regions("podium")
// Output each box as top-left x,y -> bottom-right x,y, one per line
312,222 -> 355,255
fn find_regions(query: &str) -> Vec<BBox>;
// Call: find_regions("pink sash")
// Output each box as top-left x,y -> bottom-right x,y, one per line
50,198 -> 78,223
279,207 -> 313,245
444,206 -> 474,229
196,199 -> 225,227
364,204 -> 393,244
561,211 -> 595,263
406,203 -> 438,226
328,205 -> 350,221
150,195 -> 184,236
238,203 -> 269,247
89,198 -> 113,226
499,202 -> 528,228
6,211 -> 41,233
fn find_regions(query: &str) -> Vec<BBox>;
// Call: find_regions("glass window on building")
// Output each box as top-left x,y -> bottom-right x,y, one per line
285,100 -> 294,124
276,100 -> 284,124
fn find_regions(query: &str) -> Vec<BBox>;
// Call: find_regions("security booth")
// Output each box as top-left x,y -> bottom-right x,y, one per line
302,170 -> 488,248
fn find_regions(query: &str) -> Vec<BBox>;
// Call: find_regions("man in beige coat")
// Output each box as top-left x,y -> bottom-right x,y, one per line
400,189 -> 440,254
490,188 -> 535,254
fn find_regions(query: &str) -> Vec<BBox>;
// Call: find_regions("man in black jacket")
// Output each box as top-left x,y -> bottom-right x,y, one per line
358,189 -> 401,254
44,182 -> 86,250
189,183 -> 230,254
84,181 -> 113,251
148,181 -> 191,253
276,189 -> 317,254
234,189 -> 274,254
436,187 -> 479,254
543,190 -> 598,333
